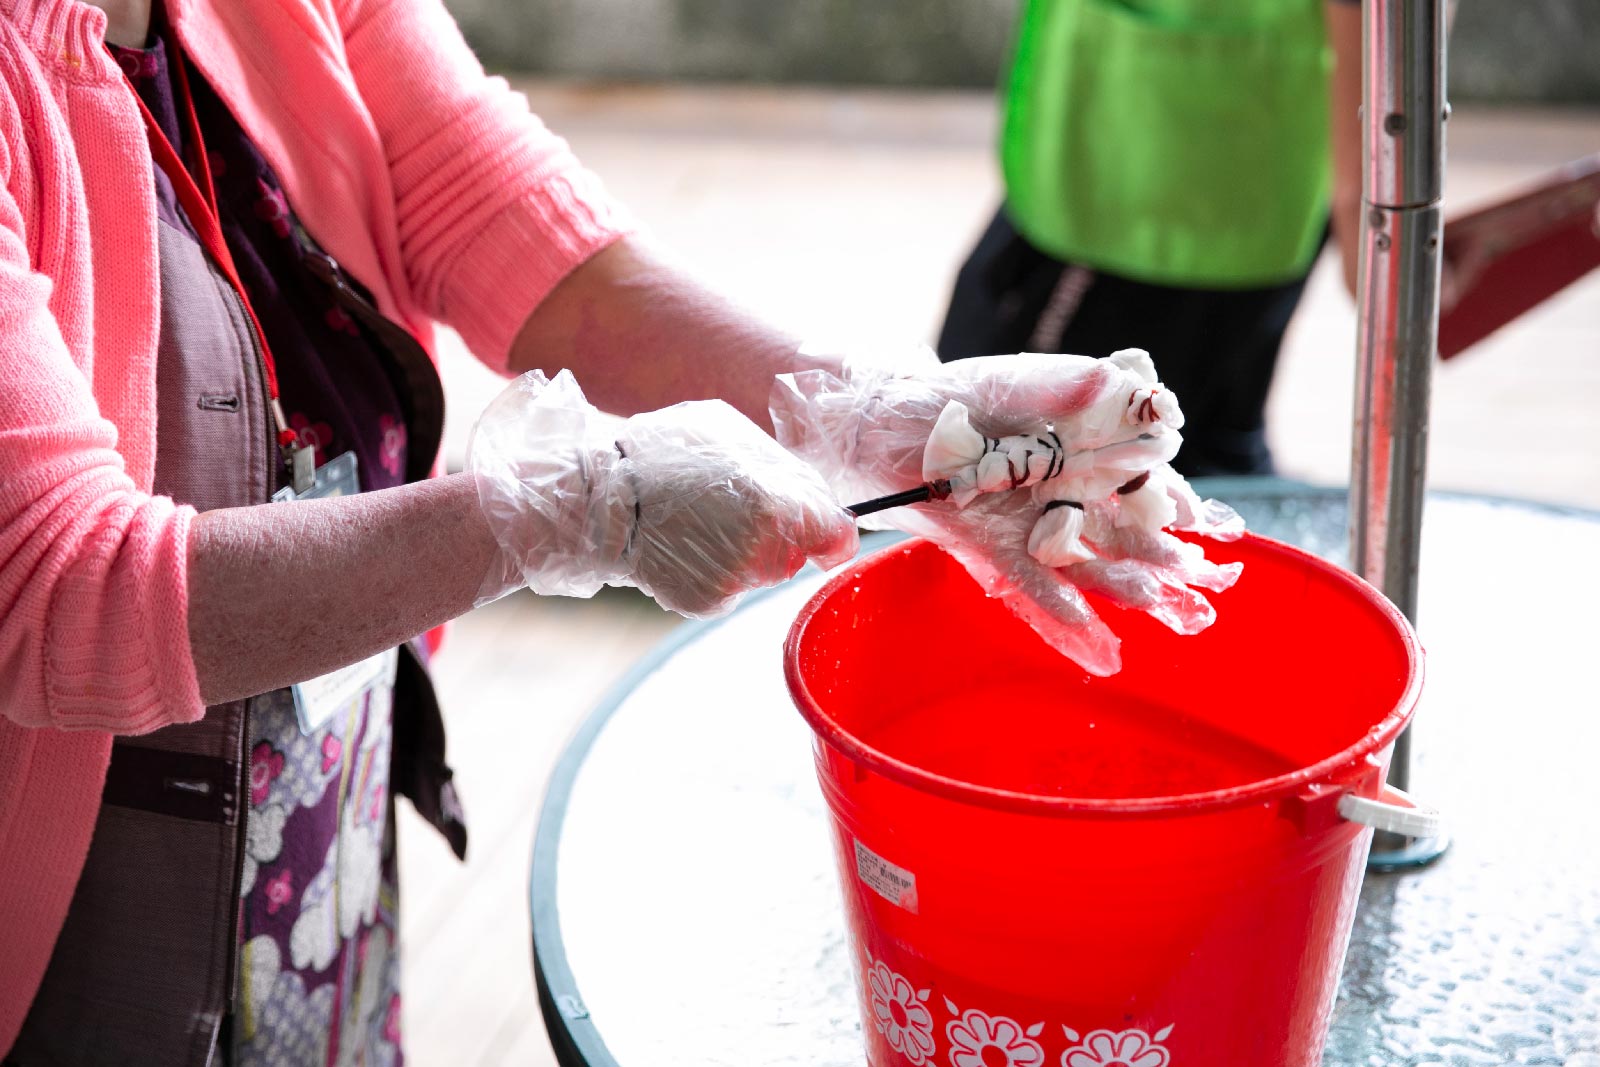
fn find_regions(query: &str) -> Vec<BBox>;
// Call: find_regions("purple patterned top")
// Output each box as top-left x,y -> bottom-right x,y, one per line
112,36 -> 410,494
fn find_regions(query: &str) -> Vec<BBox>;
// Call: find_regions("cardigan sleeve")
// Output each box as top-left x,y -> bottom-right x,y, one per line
0,132 -> 205,734
334,0 -> 635,373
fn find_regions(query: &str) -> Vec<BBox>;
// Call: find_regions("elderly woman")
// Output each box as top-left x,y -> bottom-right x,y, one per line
0,0 -> 1228,1062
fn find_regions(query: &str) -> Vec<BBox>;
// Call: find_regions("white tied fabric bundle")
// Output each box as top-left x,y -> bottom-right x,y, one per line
919,348 -> 1191,568
772,345 -> 1245,677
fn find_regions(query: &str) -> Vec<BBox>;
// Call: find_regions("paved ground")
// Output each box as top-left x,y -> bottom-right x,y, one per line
403,83 -> 1600,1065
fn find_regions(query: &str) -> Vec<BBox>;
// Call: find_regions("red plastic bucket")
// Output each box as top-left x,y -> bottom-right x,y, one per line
785,535 -> 1430,1067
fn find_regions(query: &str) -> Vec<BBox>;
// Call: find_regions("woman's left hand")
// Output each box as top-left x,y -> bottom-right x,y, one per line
770,346 -> 1243,677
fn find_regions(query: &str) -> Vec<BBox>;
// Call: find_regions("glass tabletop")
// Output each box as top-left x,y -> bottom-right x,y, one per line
532,484 -> 1600,1067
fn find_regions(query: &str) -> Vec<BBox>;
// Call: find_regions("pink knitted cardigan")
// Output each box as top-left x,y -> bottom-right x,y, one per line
0,0 -> 628,1046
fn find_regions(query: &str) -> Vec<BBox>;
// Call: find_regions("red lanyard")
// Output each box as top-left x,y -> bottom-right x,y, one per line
122,39 -> 304,469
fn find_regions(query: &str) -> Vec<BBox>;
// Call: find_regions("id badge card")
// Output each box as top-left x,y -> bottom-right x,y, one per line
272,449 -> 358,503
292,646 -> 398,735
274,452 -> 398,734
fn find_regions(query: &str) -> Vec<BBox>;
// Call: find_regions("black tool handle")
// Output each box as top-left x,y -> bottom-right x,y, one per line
846,483 -> 943,518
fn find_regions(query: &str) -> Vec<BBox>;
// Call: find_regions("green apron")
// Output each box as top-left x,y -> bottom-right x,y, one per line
1001,0 -> 1333,288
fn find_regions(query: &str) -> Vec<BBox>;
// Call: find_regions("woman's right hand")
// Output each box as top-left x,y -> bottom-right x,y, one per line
470,370 -> 859,617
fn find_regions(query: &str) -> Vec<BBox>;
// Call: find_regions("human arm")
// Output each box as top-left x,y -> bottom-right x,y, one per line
3,195 -> 846,722
324,0 -> 1235,678
491,198 -> 1238,677
0,156 -> 203,729
186,475 -> 497,705
1327,0 -> 1364,298
332,0 -> 635,375
331,0 -> 842,427
505,237 -> 845,431
188,391 -> 854,705
14,396 -> 847,719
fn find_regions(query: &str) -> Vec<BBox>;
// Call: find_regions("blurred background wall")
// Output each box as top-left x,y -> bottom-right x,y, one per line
444,0 -> 1016,87
445,0 -> 1600,104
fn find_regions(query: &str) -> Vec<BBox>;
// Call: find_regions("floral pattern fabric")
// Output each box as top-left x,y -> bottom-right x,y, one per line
235,687 -> 402,1067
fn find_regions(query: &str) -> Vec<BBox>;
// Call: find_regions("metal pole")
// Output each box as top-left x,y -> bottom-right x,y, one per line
1351,0 -> 1450,869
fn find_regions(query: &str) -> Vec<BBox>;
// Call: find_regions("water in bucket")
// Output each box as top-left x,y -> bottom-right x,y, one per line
866,685 -> 1300,800
786,534 -> 1422,1067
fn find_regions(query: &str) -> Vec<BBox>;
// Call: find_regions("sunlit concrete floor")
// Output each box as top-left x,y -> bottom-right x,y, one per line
402,83 -> 1600,1065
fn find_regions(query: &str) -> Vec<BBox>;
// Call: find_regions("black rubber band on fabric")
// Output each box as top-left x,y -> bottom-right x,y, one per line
1048,431 -> 1065,480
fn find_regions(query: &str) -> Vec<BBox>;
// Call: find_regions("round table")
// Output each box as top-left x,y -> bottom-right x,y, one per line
531,483 -> 1600,1067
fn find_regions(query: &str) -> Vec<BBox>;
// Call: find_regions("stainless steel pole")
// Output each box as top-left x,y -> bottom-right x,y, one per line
1351,0 -> 1449,868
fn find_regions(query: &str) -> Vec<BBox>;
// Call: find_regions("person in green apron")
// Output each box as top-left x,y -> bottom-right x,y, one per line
939,0 -> 1363,476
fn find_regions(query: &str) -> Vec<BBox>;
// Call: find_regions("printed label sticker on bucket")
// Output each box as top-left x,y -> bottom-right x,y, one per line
854,839 -> 919,913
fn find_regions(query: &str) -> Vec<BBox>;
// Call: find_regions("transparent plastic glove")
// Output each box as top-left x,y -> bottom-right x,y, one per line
771,346 -> 1243,675
471,370 -> 859,617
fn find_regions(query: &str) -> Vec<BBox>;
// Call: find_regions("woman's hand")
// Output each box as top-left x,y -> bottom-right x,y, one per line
771,347 -> 1242,676
471,370 -> 858,617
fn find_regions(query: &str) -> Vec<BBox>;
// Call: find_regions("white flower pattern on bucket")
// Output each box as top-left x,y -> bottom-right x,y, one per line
867,959 -> 936,1065
946,1007 -> 1045,1067
1061,1027 -> 1171,1067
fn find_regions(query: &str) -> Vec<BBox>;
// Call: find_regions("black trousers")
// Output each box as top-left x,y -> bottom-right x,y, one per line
938,207 -> 1318,478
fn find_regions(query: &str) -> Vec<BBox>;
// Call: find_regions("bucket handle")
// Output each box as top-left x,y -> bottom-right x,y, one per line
1337,785 -> 1444,839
